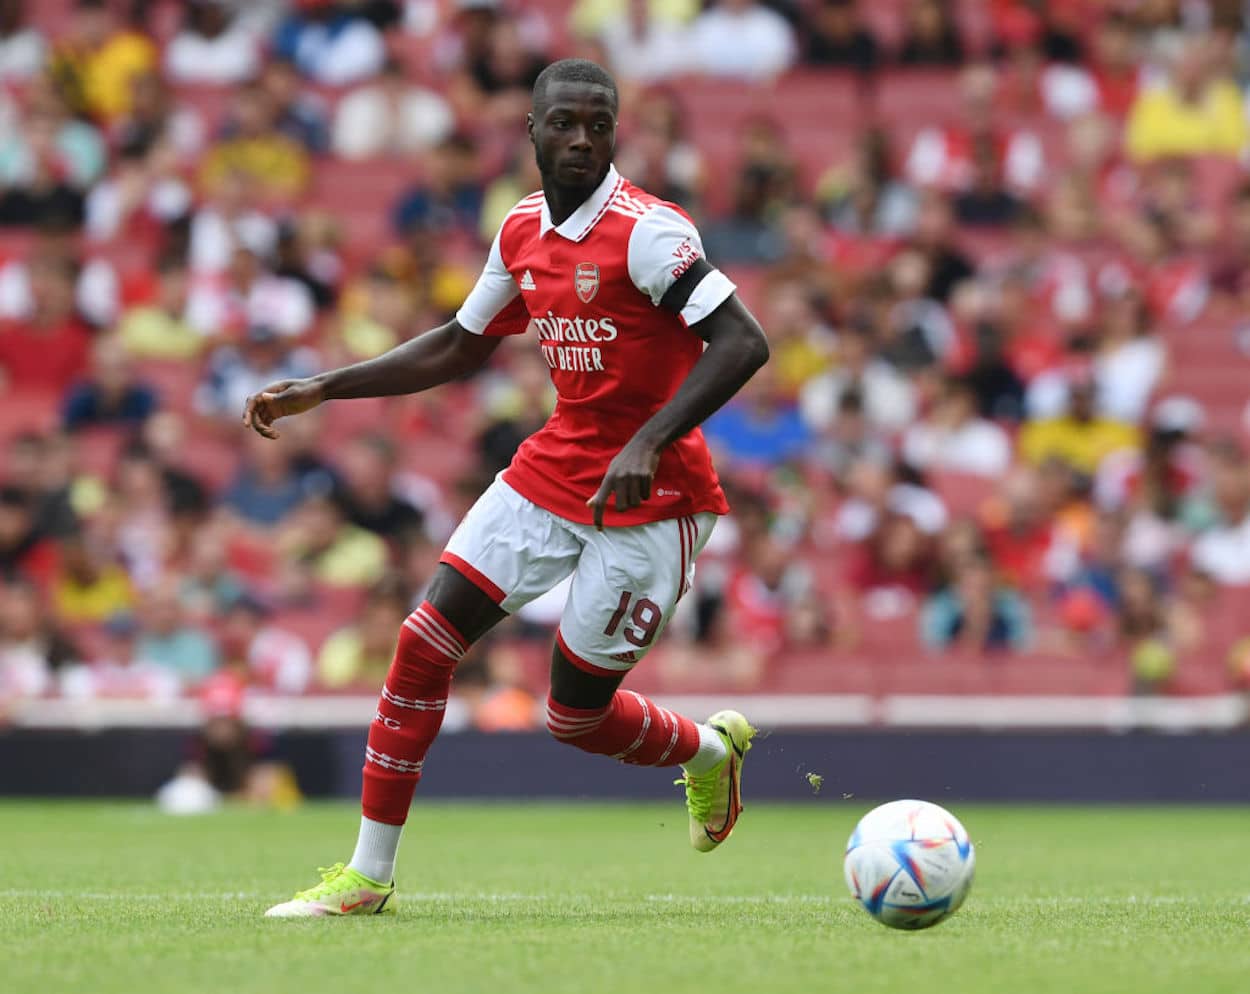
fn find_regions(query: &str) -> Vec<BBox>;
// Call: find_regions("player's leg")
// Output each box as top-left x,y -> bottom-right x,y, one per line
266,479 -> 580,918
544,513 -> 756,851
346,564 -> 504,886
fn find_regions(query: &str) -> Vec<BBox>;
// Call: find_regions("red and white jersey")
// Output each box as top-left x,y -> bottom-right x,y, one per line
456,165 -> 736,526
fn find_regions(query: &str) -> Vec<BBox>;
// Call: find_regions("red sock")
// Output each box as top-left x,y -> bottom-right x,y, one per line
361,602 -> 467,825
545,690 -> 701,766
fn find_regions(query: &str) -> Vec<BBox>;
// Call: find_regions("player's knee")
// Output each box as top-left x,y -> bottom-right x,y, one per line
544,693 -> 609,749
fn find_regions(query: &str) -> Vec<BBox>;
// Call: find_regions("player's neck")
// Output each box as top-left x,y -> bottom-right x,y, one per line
542,174 -> 606,228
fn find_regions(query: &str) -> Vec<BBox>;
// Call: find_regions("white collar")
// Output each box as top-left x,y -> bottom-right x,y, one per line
539,165 -> 623,242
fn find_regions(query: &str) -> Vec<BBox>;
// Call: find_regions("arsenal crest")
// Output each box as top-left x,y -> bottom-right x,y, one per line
574,262 -> 600,304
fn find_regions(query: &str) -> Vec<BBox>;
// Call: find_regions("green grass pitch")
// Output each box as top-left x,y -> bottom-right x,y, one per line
3,801 -> 1247,994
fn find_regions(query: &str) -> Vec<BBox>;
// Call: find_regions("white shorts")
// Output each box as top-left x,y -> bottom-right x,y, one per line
442,477 -> 716,676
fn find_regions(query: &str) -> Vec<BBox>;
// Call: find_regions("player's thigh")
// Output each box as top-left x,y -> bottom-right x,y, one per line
442,477 -> 582,615
559,512 -> 717,675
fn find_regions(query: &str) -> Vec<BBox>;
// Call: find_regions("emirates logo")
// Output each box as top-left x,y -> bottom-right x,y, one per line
574,262 -> 600,303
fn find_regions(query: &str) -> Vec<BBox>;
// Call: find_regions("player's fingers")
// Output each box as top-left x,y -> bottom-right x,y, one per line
586,481 -> 610,531
614,479 -> 632,514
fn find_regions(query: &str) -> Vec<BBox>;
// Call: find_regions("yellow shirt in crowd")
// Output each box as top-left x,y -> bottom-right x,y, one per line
1019,417 -> 1141,475
1126,80 -> 1249,161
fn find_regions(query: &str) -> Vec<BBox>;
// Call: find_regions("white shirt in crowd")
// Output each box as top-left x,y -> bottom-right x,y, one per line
0,27 -> 43,81
332,83 -> 455,159
599,15 -> 688,83
902,418 -> 1013,478
799,362 -> 917,436
1192,512 -> 1250,586
165,26 -> 260,84
687,3 -> 796,81
290,19 -> 385,87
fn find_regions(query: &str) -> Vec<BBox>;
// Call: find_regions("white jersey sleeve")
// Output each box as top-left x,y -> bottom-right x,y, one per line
455,227 -> 530,337
626,205 -> 736,327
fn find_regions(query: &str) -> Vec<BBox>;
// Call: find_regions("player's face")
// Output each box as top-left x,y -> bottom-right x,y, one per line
529,82 -> 617,196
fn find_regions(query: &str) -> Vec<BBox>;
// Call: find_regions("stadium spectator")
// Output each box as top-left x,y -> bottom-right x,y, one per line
804,0 -> 878,73
332,58 -> 456,159
800,321 -> 916,436
0,578 -> 77,699
474,349 -> 556,485
0,0 -> 44,82
199,83 -> 310,203
807,388 -> 892,483
224,431 -> 334,529
0,254 -> 92,394
0,74 -> 106,226
49,532 -> 134,624
920,554 -> 1032,652
179,522 -> 247,623
1126,34 -> 1247,162
1020,367 -> 1140,475
85,141 -> 195,243
1041,13 -> 1140,121
49,0 -> 157,121
278,493 -> 388,590
703,116 -> 797,263
953,135 -> 1025,228
897,0 -> 965,66
165,0 -> 261,85
316,575 -> 408,688
902,376 -> 1012,478
187,169 -> 280,275
187,247 -> 316,340
1091,287 -> 1164,425
3,432 -> 78,540
259,57 -> 330,155
910,192 -> 974,304
272,0 -> 386,87
759,281 -> 834,397
0,486 -> 58,588
839,509 -> 934,632
613,88 -> 703,210
905,64 -> 1044,195
596,0 -> 687,84
218,592 -> 313,694
195,324 -> 320,421
820,127 -> 918,237
467,646 -> 541,731
1211,183 -> 1250,304
116,256 -> 203,360
134,585 -> 219,685
334,435 -> 425,542
688,0 -> 796,81
392,133 -> 485,241
1189,440 -> 1250,586
452,13 -> 547,127
112,71 -> 204,164
332,264 -> 414,361
61,334 -> 159,432
703,364 -> 811,470
479,136 -> 544,241
276,226 -> 336,318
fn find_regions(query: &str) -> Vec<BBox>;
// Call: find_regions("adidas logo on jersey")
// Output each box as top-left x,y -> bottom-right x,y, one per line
519,269 -> 536,291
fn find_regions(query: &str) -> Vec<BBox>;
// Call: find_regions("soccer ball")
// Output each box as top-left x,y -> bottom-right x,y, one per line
843,799 -> 975,930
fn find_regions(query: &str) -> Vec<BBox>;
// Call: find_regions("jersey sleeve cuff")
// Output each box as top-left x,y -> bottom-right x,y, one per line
680,269 -> 737,327
454,306 -> 488,335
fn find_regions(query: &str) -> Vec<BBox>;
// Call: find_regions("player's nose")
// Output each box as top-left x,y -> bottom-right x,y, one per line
567,125 -> 593,151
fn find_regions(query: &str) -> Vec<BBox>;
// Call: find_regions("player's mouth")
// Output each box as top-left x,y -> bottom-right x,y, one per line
562,159 -> 594,177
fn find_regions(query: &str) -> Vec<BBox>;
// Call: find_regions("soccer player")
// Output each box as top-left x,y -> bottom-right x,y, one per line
247,59 -> 770,918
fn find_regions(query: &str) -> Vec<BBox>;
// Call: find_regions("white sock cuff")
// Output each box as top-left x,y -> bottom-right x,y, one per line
348,815 -> 403,885
682,723 -> 729,775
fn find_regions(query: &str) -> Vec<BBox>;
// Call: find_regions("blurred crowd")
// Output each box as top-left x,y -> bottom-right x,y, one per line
2,0 -> 1250,719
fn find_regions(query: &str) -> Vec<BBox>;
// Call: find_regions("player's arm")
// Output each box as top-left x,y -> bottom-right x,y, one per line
242,320 -> 501,439
588,276 -> 769,528
245,226 -> 528,439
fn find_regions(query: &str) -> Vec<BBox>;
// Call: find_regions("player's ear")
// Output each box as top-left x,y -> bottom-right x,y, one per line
526,112 -> 535,141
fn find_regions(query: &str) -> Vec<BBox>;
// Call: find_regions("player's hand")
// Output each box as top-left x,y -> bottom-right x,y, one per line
242,379 -> 324,439
587,438 -> 661,531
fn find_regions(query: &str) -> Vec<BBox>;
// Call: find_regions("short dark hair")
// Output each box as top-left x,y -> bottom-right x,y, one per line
532,59 -> 618,114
